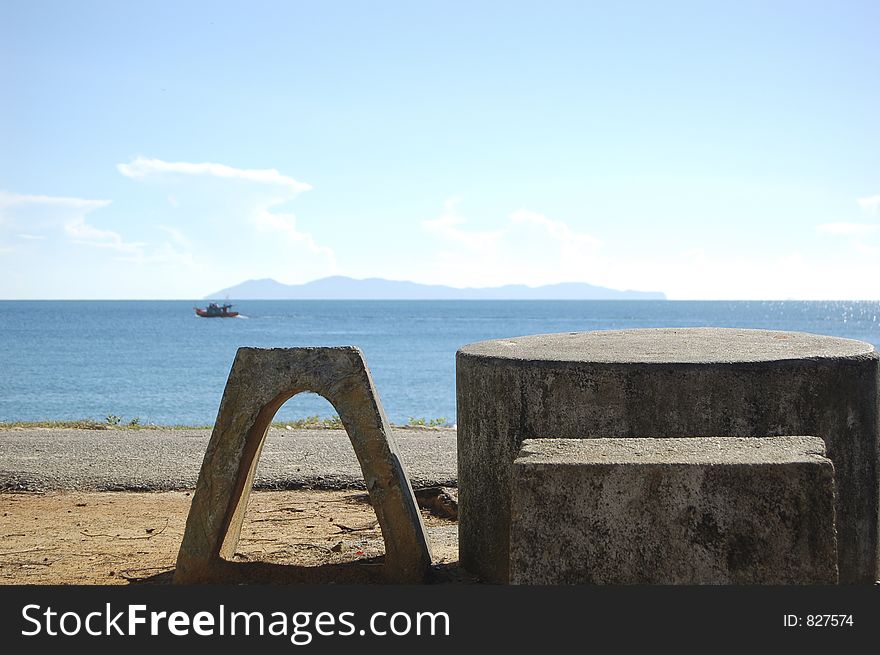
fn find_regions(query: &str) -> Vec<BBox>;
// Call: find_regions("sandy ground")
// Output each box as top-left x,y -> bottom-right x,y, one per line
0,489 -> 465,585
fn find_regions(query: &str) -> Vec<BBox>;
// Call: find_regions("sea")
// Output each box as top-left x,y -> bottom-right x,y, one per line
1,300 -> 879,426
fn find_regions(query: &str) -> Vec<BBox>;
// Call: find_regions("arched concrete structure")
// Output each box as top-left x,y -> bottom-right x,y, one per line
174,346 -> 432,584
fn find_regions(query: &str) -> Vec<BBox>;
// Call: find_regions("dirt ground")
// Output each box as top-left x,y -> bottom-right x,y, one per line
0,489 -> 463,585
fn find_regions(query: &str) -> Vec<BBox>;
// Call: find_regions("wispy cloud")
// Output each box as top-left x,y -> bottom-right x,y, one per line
117,157 -> 313,195
422,198 -> 504,251
509,208 -> 602,254
251,206 -> 337,266
117,156 -> 337,278
0,190 -> 122,253
854,242 -> 880,257
419,199 -> 604,287
816,222 -> 880,237
0,190 -> 110,213
857,195 -> 880,215
813,195 -> 880,257
157,225 -> 191,248
64,217 -> 145,253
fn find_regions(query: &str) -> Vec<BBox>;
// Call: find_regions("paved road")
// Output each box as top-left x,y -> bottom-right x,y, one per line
0,427 -> 457,492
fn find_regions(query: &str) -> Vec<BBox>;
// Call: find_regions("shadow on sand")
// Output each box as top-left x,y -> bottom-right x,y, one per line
126,557 -> 475,585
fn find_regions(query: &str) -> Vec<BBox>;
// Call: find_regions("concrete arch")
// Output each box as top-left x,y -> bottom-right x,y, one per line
174,346 -> 432,583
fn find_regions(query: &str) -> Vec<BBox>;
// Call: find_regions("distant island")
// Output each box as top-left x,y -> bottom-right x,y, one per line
207,276 -> 666,300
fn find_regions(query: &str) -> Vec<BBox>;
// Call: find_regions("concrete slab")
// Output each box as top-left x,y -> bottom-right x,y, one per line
510,436 -> 839,585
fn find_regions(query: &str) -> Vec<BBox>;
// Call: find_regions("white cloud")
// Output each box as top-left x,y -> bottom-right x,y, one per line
251,205 -> 337,266
816,222 -> 880,237
678,247 -> 707,260
509,208 -> 602,254
421,198 -> 504,252
0,190 -> 111,212
157,225 -> 191,248
117,157 -> 313,195
0,190 -> 121,253
421,201 -> 602,264
811,197 -> 880,265
854,242 -> 880,257
409,197 -> 880,299
64,217 -> 145,253
857,195 -> 880,215
117,240 -> 197,268
117,156 -> 337,282
419,200 -> 605,288
118,156 -> 327,246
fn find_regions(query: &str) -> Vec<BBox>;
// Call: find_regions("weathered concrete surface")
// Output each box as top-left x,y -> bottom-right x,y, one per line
175,347 -> 432,584
457,328 -> 878,583
510,437 -> 838,585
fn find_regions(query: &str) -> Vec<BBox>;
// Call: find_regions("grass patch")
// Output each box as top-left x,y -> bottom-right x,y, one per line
406,417 -> 450,427
271,415 -> 345,430
0,418 -> 212,430
0,419 -> 112,430
1,415 -> 454,430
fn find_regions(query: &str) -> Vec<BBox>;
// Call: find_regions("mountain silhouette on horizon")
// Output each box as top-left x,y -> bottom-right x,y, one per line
206,276 -> 666,300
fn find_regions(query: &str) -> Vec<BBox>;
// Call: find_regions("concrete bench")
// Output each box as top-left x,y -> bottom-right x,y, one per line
509,436 -> 838,585
457,328 -> 878,583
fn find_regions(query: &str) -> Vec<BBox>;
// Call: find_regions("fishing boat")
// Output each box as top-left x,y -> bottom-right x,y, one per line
194,302 -> 239,318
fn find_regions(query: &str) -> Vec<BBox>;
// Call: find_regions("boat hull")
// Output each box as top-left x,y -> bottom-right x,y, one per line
194,308 -> 239,318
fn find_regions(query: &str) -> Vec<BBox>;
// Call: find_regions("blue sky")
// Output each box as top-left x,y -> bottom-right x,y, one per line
1,0 -> 878,299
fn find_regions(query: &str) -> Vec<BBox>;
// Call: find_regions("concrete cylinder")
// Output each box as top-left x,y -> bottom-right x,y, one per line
456,328 -> 879,584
